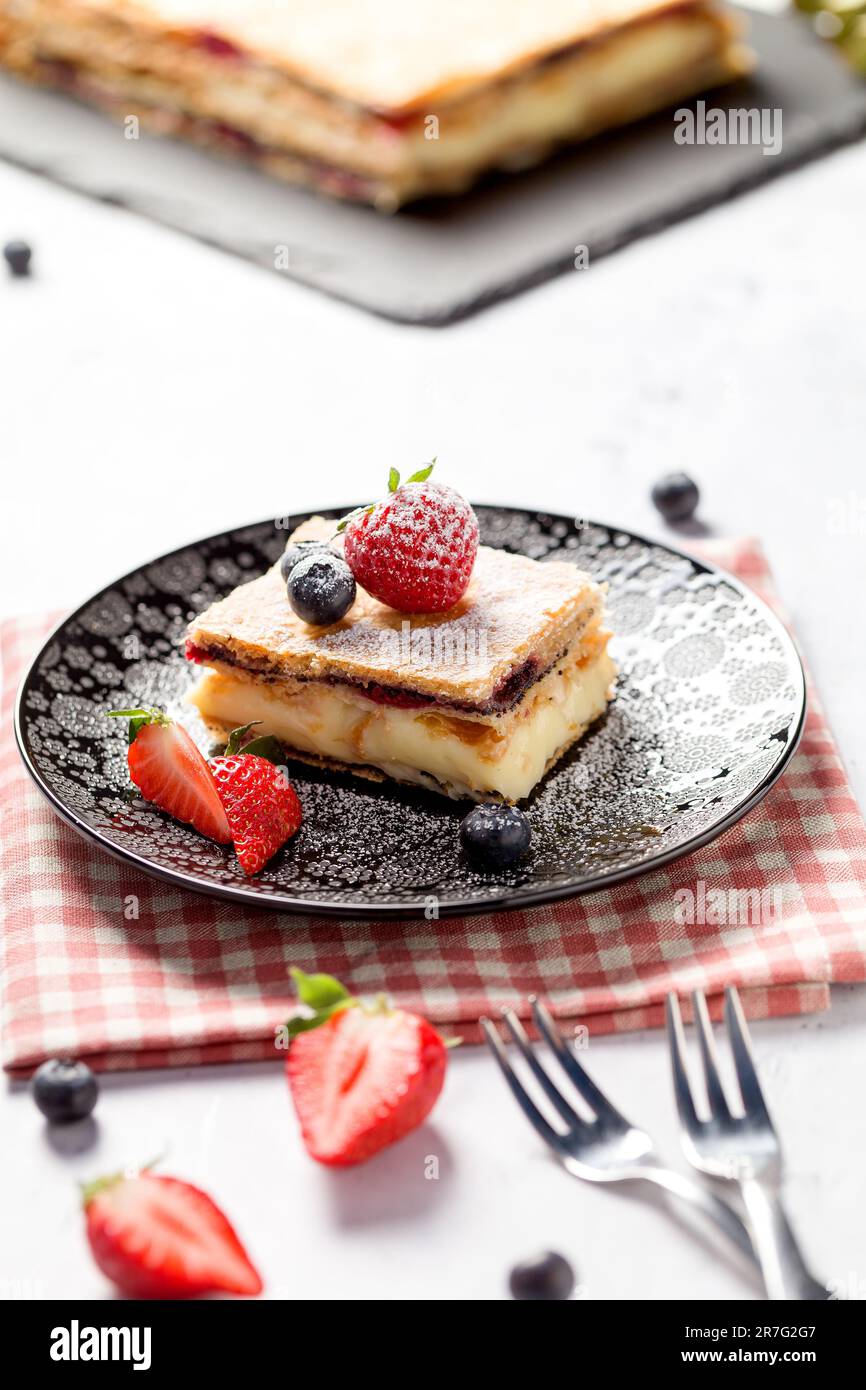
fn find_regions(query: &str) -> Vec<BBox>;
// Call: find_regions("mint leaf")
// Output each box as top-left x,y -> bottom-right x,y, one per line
241,735 -> 285,764
406,458 -> 436,485
291,967 -> 350,1010
387,467 -> 401,493
225,721 -> 261,755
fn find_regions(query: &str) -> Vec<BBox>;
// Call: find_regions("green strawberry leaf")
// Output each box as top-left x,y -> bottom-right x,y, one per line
287,968 -> 355,1040
291,967 -> 350,1010
222,723 -> 286,765
406,458 -> 436,485
335,503 -> 374,534
286,999 -> 353,1038
80,1154 -> 162,1207
79,1168 -> 126,1207
240,735 -> 286,765
335,458 -> 436,534
107,707 -> 169,745
224,721 -> 262,755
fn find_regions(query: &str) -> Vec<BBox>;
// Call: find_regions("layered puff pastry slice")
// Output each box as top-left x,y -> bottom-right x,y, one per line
0,0 -> 751,208
185,518 -> 617,803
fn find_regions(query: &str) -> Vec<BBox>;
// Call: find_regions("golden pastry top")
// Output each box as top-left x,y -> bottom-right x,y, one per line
48,0 -> 709,112
187,516 -> 606,708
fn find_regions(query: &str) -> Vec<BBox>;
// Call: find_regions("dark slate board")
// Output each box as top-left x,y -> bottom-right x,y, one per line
1,11 -> 863,324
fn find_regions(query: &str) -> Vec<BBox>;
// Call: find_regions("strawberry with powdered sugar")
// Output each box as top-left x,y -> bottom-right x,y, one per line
339,460 -> 479,614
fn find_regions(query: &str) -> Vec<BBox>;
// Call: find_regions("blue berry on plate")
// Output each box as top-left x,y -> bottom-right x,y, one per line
651,472 -> 700,523
279,538 -> 332,585
509,1250 -> 575,1301
460,804 -> 531,868
31,1058 -> 98,1124
4,240 -> 32,276
288,550 -> 356,626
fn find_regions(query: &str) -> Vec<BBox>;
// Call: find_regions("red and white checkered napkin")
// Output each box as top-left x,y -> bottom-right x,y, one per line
2,539 -> 866,1074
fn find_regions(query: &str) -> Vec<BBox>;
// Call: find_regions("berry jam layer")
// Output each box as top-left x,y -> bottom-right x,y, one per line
185,639 -> 553,718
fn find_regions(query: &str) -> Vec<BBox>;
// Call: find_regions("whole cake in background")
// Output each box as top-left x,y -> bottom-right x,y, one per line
0,0 -> 752,209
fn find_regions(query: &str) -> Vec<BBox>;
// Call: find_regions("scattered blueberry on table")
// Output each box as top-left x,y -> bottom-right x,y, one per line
509,1250 -> 575,1300
460,804 -> 531,868
279,537 -> 333,584
3,240 -> 33,276
651,472 -> 700,523
31,1058 -> 98,1124
287,550 -> 356,625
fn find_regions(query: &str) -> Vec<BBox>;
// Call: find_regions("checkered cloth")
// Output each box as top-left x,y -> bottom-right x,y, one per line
2,539 -> 865,1074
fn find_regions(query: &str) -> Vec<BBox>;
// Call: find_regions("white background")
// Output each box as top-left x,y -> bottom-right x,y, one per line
1,128 -> 865,1300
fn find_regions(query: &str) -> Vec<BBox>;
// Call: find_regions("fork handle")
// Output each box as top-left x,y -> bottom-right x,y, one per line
641,1166 -> 757,1266
740,1178 -> 827,1300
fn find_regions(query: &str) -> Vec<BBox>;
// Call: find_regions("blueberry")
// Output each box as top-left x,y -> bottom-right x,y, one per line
651,472 -> 700,523
3,240 -> 32,276
288,550 -> 356,626
279,538 -> 332,584
460,804 -> 531,868
509,1250 -> 575,1301
31,1058 -> 98,1124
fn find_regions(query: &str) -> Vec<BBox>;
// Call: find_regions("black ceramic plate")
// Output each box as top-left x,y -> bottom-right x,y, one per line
15,507 -> 805,918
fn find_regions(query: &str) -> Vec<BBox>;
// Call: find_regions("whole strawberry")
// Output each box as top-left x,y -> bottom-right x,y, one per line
211,725 -> 302,875
286,969 -> 448,1166
83,1167 -> 262,1298
340,460 -> 478,614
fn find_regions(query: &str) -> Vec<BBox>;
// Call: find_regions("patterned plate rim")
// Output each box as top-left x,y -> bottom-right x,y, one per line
13,509 -> 807,919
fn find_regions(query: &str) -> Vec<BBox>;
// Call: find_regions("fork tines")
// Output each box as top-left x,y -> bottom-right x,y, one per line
666,986 -> 772,1127
481,997 -> 623,1146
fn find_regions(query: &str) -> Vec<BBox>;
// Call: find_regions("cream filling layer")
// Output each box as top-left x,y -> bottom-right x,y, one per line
187,646 -> 616,802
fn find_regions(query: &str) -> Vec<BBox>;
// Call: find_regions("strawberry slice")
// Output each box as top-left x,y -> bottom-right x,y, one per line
108,708 -> 231,843
83,1169 -> 263,1299
285,969 -> 447,1166
210,729 -> 302,875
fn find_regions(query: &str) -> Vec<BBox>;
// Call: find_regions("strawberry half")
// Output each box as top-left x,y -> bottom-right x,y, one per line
285,969 -> 448,1166
339,459 -> 479,614
83,1169 -> 263,1299
211,732 -> 302,875
108,708 -> 231,843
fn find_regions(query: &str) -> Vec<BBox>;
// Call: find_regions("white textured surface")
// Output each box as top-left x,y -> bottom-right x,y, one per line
2,138 -> 865,1300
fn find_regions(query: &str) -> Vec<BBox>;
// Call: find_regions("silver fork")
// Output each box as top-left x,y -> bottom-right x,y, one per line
481,997 -> 758,1271
666,986 -> 826,1301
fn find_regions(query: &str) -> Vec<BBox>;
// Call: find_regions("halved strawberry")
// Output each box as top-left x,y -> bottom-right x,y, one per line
83,1169 -> 263,1299
285,969 -> 447,1166
209,724 -> 302,875
211,753 -> 302,875
108,708 -> 231,843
